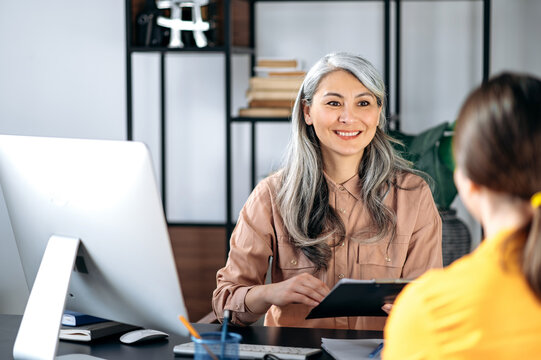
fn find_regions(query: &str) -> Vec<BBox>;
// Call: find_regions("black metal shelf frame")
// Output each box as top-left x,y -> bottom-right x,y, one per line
124,0 -> 491,240
128,46 -> 255,54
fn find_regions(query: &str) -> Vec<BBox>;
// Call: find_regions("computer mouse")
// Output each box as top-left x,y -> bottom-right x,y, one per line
119,329 -> 169,344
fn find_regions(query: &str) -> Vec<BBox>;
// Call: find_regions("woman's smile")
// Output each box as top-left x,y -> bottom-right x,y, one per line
303,70 -> 381,168
334,130 -> 362,138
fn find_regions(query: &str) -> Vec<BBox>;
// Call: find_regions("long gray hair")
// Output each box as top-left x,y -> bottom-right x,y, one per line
276,52 -> 415,271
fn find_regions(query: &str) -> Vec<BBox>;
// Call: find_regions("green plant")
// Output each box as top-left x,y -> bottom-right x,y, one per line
389,122 -> 456,210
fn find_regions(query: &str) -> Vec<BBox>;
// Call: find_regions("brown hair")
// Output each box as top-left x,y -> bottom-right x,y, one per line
453,72 -> 541,298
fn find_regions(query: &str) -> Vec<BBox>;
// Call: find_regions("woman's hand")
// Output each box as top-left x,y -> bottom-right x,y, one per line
381,303 -> 393,315
266,272 -> 330,307
245,273 -> 330,314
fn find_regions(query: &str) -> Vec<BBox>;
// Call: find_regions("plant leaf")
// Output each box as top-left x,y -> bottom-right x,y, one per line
414,146 -> 457,209
388,122 -> 457,209
438,135 -> 455,172
388,131 -> 417,163
408,122 -> 448,156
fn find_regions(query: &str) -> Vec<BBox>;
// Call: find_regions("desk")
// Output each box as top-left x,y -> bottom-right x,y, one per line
0,314 -> 382,359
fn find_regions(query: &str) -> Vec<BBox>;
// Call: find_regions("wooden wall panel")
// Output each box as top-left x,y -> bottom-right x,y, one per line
168,226 -> 226,322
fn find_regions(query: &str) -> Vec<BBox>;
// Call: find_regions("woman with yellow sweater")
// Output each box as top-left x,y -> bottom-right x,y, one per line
383,73 -> 541,359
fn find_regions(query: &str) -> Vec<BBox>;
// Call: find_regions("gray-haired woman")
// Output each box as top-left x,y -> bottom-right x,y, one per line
213,52 -> 442,330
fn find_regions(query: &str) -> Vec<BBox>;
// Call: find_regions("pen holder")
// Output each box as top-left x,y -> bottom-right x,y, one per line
193,332 -> 242,360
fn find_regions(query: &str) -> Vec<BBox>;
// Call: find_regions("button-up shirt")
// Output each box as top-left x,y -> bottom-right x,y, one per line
213,171 -> 442,330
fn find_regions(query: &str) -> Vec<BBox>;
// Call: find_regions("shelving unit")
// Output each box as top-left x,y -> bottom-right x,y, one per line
124,0 -> 490,321
124,0 -> 255,321
125,0 -> 491,240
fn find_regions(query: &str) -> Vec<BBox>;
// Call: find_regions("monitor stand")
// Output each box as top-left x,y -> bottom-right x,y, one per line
13,235 -> 105,360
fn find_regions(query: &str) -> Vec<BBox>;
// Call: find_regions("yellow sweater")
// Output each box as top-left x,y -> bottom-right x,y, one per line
383,229 -> 541,359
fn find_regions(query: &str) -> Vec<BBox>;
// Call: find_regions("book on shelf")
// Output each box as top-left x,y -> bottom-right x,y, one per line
59,321 -> 140,342
238,107 -> 291,117
254,57 -> 303,77
268,70 -> 306,77
254,67 -> 302,76
256,58 -> 299,68
246,89 -> 298,101
62,310 -> 107,327
249,99 -> 295,108
249,76 -> 304,91
243,57 -> 302,117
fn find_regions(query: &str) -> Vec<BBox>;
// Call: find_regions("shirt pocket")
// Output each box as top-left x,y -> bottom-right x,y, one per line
275,236 -> 316,278
355,235 -> 410,279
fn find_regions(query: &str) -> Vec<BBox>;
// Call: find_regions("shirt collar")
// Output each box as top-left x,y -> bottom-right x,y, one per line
323,171 -> 362,200
476,228 -> 523,268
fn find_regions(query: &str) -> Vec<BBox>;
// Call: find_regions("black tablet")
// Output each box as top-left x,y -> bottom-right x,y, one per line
306,278 -> 412,318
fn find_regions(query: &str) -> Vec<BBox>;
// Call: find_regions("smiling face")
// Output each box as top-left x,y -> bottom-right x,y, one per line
303,70 -> 382,171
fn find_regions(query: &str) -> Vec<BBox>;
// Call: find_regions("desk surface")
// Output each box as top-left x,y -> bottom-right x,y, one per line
0,314 -> 382,359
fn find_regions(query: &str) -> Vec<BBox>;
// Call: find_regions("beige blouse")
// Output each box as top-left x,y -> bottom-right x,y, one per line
212,171 -> 442,330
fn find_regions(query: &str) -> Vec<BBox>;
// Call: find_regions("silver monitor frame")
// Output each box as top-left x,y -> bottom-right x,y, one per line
0,135 -> 188,359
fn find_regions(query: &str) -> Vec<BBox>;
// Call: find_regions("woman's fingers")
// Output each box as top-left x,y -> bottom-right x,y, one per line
296,281 -> 328,302
286,291 -> 320,307
269,273 -> 330,307
381,303 -> 393,314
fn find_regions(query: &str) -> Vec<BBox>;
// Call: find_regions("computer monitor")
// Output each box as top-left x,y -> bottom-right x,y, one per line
0,135 -> 189,360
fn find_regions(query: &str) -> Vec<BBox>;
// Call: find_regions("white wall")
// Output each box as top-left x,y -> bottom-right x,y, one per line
492,0 -> 541,77
0,0 -> 125,314
1,0 -> 540,315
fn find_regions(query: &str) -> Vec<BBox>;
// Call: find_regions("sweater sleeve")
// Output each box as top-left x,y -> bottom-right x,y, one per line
212,179 -> 276,326
401,180 -> 443,279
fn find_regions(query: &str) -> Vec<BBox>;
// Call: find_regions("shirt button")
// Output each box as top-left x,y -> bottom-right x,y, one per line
339,208 -> 346,214
340,242 -> 345,247
290,259 -> 297,265
338,186 -> 346,191
235,304 -> 240,310
338,273 -> 345,279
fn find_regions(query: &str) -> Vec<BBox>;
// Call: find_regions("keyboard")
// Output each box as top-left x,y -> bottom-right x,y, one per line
174,342 -> 322,359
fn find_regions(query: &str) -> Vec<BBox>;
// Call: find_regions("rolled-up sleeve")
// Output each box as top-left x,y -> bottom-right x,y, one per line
212,180 -> 276,326
401,181 -> 443,279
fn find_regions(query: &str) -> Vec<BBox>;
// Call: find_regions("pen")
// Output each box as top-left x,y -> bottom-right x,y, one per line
368,342 -> 383,358
178,315 -> 219,360
220,310 -> 230,359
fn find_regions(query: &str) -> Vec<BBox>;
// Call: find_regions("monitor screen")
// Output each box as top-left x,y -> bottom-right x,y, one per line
0,135 -> 188,359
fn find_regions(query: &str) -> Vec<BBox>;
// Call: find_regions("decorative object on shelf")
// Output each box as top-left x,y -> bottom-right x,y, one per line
135,0 -> 168,46
390,122 -> 471,265
156,0 -> 210,48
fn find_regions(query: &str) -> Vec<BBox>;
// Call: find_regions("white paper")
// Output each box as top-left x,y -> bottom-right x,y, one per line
321,338 -> 384,360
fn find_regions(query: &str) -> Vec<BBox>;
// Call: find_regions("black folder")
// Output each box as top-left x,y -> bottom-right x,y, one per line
305,278 -> 411,319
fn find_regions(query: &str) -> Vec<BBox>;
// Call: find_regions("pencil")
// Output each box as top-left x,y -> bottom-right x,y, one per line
368,342 -> 384,358
178,315 -> 219,360
220,310 -> 230,358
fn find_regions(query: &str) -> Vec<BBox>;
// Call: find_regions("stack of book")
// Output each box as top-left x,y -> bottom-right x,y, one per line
239,58 -> 305,118
59,310 -> 139,342
62,310 -> 107,327
60,321 -> 140,342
